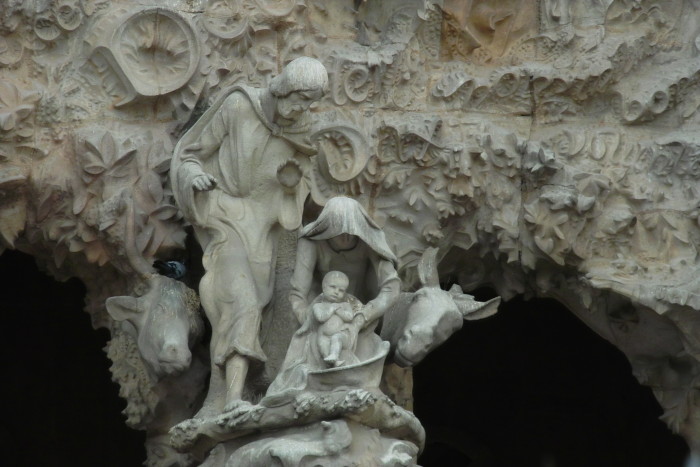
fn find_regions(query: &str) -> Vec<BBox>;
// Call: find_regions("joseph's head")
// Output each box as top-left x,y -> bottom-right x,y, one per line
322,270 -> 349,303
270,57 -> 328,122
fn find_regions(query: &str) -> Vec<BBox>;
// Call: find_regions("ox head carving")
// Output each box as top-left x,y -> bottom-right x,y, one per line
106,274 -> 203,378
388,248 -> 501,367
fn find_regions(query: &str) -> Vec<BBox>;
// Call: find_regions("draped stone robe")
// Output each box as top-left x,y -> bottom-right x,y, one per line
171,86 -> 313,365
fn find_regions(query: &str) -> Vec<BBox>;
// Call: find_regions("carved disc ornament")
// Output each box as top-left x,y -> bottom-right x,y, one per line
113,9 -> 199,97
203,0 -> 249,40
0,37 -> 23,66
253,0 -> 298,17
89,8 -> 200,105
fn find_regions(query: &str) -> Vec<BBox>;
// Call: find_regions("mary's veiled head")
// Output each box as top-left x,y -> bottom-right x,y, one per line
300,197 -> 397,266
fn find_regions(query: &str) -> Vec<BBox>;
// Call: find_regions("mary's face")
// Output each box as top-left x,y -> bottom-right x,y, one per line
328,233 -> 359,251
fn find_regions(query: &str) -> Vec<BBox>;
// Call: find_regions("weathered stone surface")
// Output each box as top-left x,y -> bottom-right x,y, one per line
3,0 -> 700,464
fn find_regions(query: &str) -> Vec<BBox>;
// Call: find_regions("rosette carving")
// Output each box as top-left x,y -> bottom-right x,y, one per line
203,0 -> 251,40
88,7 -> 200,106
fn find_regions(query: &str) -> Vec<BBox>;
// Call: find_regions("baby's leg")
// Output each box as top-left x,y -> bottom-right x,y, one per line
327,333 -> 346,366
318,334 -> 331,361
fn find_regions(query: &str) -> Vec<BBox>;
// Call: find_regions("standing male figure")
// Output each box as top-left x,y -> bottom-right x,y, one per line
171,57 -> 328,414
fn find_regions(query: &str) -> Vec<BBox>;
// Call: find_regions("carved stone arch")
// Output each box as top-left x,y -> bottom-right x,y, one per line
3,0 -> 700,465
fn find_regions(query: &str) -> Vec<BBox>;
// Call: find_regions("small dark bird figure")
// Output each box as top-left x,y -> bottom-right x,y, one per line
153,260 -> 187,280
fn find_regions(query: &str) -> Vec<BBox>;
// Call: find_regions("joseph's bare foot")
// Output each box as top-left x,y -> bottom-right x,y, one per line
193,402 -> 221,420
169,418 -> 202,451
334,360 -> 345,367
223,399 -> 254,414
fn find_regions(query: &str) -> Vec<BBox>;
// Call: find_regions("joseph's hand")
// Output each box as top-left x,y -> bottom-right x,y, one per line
192,174 -> 218,191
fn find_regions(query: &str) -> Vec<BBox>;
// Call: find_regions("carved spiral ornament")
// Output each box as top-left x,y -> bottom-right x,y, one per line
311,125 -> 369,183
343,65 -> 372,103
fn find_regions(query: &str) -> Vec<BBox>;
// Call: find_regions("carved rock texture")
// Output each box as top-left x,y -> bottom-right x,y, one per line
3,0 -> 700,463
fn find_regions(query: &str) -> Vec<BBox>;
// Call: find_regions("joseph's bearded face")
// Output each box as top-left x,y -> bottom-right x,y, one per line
275,90 -> 321,122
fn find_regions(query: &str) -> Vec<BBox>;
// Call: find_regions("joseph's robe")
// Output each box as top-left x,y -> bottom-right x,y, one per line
171,86 -> 313,365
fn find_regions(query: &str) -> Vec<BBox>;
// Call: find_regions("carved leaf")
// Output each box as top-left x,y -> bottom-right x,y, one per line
382,165 -> 413,189
37,187 -> 63,222
136,224 -> 155,254
109,149 -> 137,178
98,217 -> 117,232
0,81 -> 39,134
0,198 -> 26,247
143,172 -> 164,205
80,138 -> 108,176
146,139 -> 171,174
405,184 -> 431,210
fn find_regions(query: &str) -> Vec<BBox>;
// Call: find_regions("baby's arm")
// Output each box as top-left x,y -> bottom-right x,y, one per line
352,311 -> 367,326
313,303 -> 334,323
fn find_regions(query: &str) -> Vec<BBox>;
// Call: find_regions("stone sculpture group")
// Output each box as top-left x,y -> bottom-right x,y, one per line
4,0 -> 700,464
167,58 -> 500,465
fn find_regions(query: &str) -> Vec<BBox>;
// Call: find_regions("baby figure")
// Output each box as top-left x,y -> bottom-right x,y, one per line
312,271 -> 365,367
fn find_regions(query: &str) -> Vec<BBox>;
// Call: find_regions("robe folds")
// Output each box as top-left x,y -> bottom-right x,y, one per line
171,85 -> 314,365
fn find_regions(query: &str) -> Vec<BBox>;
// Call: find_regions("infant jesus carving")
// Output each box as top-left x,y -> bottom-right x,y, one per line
311,271 -> 366,367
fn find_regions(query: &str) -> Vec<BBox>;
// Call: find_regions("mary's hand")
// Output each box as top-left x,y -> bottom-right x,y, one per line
192,173 -> 218,191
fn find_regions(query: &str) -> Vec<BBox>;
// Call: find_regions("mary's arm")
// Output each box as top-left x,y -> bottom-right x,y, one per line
363,258 -> 400,323
288,238 -> 318,324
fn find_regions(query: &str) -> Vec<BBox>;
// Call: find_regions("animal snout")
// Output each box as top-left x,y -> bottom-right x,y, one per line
402,325 -> 433,354
158,343 -> 191,374
412,325 -> 430,342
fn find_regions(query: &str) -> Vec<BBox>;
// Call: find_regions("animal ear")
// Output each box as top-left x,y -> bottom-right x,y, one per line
418,247 -> 440,288
457,296 -> 501,321
106,296 -> 143,324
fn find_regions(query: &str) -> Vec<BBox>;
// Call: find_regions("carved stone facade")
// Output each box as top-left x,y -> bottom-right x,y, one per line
2,0 -> 700,465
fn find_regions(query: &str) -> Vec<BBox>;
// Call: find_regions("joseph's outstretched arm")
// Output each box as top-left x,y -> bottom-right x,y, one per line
178,94 -> 236,177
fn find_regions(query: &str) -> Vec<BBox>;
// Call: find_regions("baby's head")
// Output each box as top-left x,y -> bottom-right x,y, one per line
322,271 -> 349,303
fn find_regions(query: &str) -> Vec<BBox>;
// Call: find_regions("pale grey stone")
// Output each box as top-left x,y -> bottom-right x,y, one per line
3,0 -> 700,464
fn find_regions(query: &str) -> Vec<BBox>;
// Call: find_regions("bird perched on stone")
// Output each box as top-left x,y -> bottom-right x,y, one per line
153,260 -> 187,280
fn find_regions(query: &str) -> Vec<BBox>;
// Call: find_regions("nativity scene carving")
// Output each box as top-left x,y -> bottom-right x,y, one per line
164,58 -> 501,466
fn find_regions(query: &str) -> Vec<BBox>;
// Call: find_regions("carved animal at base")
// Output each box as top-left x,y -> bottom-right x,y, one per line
106,274 -> 207,467
224,420 -> 353,467
106,274 -> 203,377
381,248 -> 501,366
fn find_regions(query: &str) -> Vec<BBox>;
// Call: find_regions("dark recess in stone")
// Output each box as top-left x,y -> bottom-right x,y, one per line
0,249 -> 146,467
415,289 -> 689,467
0,248 -> 689,466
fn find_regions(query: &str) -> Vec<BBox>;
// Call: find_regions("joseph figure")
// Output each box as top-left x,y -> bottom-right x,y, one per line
171,57 -> 328,414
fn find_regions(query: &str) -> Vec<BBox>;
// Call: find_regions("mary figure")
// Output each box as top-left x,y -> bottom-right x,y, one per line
266,197 -> 400,395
